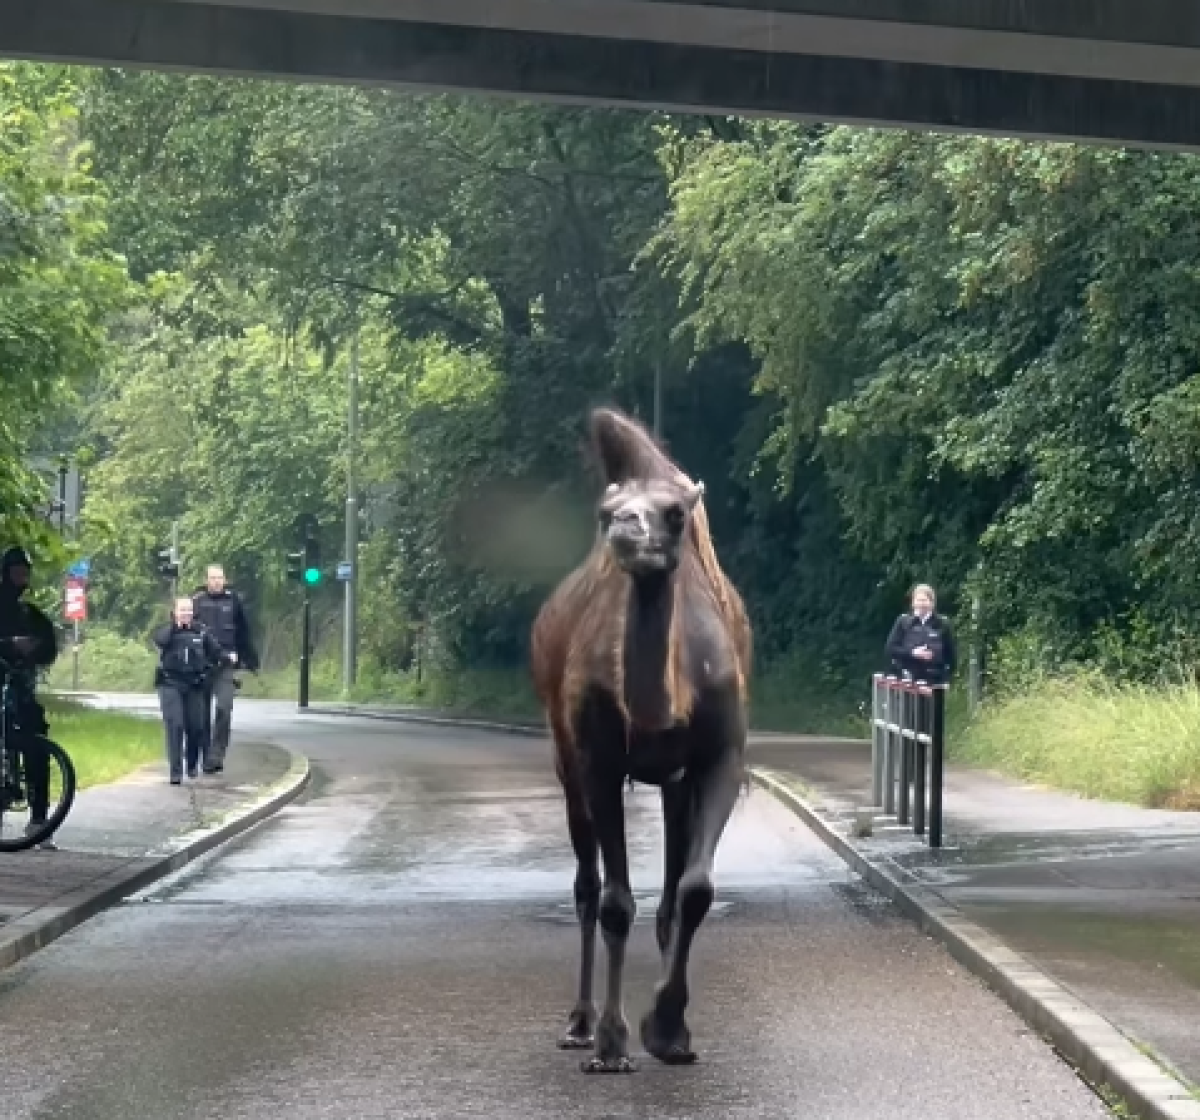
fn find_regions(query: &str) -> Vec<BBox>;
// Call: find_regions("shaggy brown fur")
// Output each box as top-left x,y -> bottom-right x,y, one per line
531,409 -> 751,756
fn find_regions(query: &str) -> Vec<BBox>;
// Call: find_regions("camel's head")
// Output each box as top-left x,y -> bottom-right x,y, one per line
598,478 -> 704,577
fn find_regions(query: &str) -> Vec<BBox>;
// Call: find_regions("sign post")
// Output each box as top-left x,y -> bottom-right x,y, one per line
64,562 -> 89,689
64,579 -> 87,622
64,576 -> 87,690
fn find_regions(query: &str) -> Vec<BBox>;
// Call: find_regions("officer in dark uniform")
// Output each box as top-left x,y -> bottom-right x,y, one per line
885,582 -> 957,685
192,565 -> 258,774
153,597 -> 224,784
0,547 -> 60,848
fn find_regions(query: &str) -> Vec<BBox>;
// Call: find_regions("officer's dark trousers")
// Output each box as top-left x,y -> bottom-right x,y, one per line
157,685 -> 209,781
204,662 -> 237,770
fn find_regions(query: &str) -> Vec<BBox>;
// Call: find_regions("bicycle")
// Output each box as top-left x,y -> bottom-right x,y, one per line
0,648 -> 76,852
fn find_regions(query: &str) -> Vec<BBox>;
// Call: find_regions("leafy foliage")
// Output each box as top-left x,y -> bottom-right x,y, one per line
657,124 -> 1200,672
0,63 -> 131,561
13,63 -> 1200,714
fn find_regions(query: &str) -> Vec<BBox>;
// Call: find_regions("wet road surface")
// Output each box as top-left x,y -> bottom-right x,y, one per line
0,704 -> 1110,1119
754,735 -> 1200,1089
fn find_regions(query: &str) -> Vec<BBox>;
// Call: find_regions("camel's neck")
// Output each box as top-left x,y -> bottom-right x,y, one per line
623,571 -> 677,731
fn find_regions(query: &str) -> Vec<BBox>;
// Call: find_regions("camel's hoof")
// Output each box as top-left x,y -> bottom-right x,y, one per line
560,1007 -> 596,1050
581,1056 -> 638,1074
658,1044 -> 698,1066
640,1010 -> 698,1066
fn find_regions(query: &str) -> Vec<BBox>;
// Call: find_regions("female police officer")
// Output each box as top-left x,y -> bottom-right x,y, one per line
153,597 -> 225,784
885,583 -> 957,685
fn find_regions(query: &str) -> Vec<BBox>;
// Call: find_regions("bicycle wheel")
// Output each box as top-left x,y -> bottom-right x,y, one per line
0,737 -> 76,853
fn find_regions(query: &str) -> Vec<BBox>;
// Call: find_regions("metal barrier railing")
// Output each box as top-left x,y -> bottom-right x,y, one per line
870,674 -> 946,848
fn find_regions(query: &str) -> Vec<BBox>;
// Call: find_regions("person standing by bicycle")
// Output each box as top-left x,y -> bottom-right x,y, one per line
0,547 -> 59,849
153,597 -> 224,785
192,565 -> 258,775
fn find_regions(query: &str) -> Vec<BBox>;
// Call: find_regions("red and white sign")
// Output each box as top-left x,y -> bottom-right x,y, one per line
64,578 -> 87,622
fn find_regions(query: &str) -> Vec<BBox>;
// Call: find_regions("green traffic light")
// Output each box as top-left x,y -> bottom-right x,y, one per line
303,567 -> 321,585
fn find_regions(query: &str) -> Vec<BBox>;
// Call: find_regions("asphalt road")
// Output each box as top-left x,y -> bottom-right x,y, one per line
0,702 -> 1110,1119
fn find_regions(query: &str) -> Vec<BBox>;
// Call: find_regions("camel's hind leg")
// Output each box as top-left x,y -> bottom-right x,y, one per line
560,785 -> 600,1050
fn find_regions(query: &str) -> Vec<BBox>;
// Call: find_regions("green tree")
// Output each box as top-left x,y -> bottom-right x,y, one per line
0,63 -> 132,559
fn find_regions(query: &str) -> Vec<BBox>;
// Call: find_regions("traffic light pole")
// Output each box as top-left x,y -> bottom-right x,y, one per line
299,583 -> 312,709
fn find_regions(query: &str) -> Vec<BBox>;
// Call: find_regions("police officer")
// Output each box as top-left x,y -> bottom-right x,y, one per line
192,565 -> 258,774
0,547 -> 60,848
153,597 -> 224,784
885,582 -> 958,685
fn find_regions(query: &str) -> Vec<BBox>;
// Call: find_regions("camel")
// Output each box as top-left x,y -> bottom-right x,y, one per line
530,406 -> 752,1073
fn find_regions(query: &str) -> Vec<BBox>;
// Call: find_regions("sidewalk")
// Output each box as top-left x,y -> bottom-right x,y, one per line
0,738 -> 305,968
750,736 -> 1200,1095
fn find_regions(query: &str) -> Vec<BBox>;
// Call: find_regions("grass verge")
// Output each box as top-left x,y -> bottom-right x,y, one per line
42,697 -> 162,791
244,658 -> 867,734
956,675 -> 1200,810
243,660 -> 545,719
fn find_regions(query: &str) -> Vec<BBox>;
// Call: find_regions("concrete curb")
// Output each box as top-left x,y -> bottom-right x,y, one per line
750,766 -> 1200,1120
304,703 -> 547,739
0,749 -> 310,973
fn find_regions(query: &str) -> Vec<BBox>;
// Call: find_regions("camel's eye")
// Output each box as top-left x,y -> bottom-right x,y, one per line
663,504 -> 686,534
598,507 -> 614,531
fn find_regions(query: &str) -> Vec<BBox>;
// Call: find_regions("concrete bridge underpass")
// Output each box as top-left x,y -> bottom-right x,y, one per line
3,0 -> 1200,149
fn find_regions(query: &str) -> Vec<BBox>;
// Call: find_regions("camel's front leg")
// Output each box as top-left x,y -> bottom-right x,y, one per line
581,768 -> 637,1074
560,790 -> 600,1050
641,757 -> 742,1066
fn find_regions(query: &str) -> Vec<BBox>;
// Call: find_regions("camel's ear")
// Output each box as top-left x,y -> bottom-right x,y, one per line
684,481 -> 705,510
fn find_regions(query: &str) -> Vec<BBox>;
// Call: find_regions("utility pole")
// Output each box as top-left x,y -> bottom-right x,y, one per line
652,362 -> 663,439
170,520 -> 181,601
968,562 -> 983,715
343,328 -> 359,695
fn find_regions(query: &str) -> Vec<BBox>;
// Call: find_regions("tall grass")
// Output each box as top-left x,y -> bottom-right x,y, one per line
41,698 -> 163,790
44,627 -> 158,694
956,675 -> 1200,809
750,659 -> 868,737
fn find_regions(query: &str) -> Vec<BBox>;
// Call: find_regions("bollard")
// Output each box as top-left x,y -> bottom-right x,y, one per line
882,676 -> 898,816
851,806 -> 875,838
869,673 -> 946,847
870,675 -> 885,807
897,684 -> 912,826
929,685 -> 946,849
913,684 -> 929,837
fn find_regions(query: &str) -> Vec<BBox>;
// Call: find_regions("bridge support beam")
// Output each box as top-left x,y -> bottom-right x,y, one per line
5,0 -> 1200,148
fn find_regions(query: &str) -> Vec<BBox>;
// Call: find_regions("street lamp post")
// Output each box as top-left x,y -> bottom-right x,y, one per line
652,362 -> 662,439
